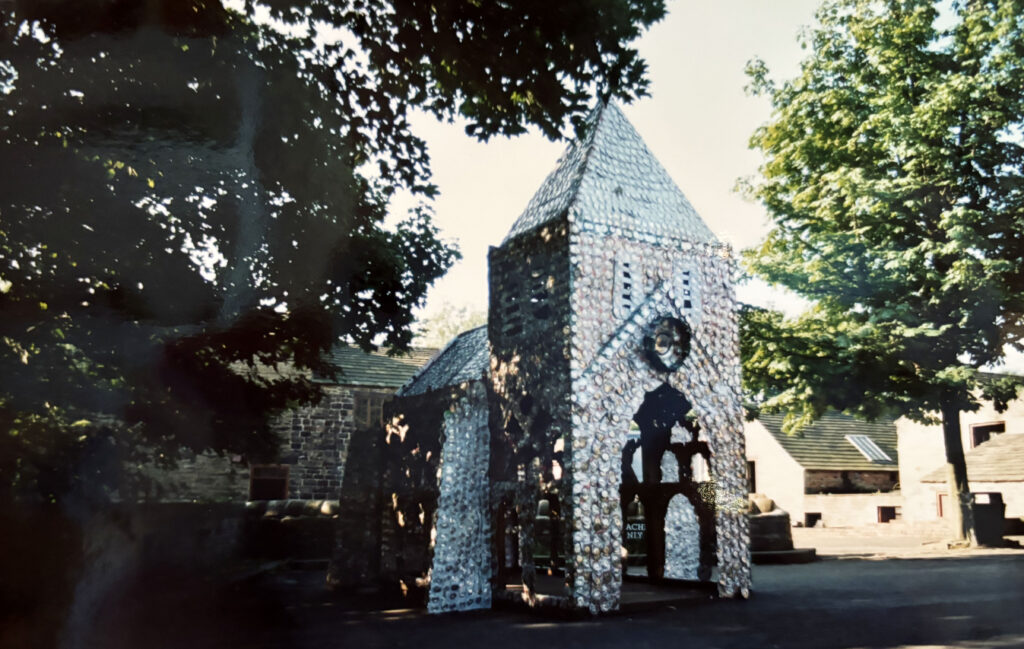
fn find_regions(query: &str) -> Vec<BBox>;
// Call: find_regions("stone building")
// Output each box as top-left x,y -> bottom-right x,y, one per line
345,102 -> 751,614
917,434 -> 1024,520
148,346 -> 434,502
745,412 -> 902,527
746,378 -> 1024,529
898,385 -> 1024,522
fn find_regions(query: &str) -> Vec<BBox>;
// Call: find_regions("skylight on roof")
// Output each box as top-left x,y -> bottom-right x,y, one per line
845,435 -> 894,464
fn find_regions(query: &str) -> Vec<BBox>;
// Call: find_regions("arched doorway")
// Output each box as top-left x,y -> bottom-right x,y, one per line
620,382 -> 716,581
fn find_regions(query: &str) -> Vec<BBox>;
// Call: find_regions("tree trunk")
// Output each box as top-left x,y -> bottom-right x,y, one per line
939,399 -> 976,546
218,61 -> 268,327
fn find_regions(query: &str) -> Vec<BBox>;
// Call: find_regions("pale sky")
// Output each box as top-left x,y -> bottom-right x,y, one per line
399,0 -> 1024,373
404,0 -> 821,317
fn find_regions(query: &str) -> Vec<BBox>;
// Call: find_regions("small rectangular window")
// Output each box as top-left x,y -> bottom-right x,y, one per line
878,506 -> 900,523
614,256 -> 637,318
354,392 -> 391,429
970,422 -> 1004,448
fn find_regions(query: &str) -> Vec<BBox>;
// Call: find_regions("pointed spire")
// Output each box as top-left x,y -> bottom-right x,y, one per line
502,102 -> 717,246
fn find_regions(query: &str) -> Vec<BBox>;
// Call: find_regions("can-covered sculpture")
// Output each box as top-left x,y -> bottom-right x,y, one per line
383,101 -> 750,614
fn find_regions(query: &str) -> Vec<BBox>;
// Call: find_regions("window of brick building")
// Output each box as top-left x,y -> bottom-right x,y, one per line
353,391 -> 391,430
970,422 -> 1005,448
249,465 -> 289,500
877,506 -> 901,523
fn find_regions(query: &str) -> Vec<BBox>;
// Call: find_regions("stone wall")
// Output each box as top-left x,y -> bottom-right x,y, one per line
487,220 -> 573,602
803,492 -> 905,527
149,384 -> 395,502
897,392 -> 1024,522
917,481 -> 1024,520
143,451 -> 250,502
804,470 -> 899,495
278,385 -> 394,500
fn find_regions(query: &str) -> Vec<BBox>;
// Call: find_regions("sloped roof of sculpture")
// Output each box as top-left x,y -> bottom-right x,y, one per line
758,412 -> 899,472
315,346 -> 437,388
398,325 -> 489,396
502,102 -> 717,245
921,432 -> 1024,483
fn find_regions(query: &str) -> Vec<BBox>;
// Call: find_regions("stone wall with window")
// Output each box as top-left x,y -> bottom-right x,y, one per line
898,393 -> 1024,522
277,385 -> 395,500
803,470 -> 899,495
149,384 -> 397,502
803,493 -> 905,527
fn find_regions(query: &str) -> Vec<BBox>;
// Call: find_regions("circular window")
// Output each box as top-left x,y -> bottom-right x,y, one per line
642,316 -> 691,372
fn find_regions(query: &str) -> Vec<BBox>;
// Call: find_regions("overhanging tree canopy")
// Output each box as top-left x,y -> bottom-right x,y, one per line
741,0 -> 1024,542
0,0 -> 666,503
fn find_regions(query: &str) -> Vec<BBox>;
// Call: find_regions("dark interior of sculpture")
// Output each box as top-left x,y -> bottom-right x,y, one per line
489,403 -> 568,595
379,401 -> 443,597
621,383 -> 716,581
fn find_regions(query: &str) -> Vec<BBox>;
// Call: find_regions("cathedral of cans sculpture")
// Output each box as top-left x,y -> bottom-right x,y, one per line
341,101 -> 751,614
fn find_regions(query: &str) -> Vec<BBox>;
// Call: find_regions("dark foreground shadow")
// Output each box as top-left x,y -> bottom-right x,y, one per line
61,553 -> 1024,649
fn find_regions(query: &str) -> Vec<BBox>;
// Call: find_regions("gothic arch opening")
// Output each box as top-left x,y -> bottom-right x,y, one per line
620,382 -> 716,581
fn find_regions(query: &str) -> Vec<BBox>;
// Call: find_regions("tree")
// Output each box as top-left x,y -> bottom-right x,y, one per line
0,0 -> 666,505
741,0 -> 1024,544
412,302 -> 487,349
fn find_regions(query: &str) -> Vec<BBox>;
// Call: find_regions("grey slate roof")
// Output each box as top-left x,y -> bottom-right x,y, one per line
502,102 -> 718,246
316,346 -> 437,388
398,326 -> 489,397
921,433 -> 1024,483
758,412 -> 899,472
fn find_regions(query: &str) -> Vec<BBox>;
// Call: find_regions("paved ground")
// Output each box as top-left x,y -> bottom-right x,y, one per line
792,527 -> 1024,559
86,534 -> 1024,649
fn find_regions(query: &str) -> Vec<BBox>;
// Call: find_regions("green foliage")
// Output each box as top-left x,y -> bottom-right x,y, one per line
0,0 -> 664,504
742,0 -> 1024,436
412,302 -> 487,349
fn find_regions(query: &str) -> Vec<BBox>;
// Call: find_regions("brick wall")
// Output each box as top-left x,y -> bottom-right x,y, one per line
804,470 -> 898,495
151,384 -> 396,502
277,384 -> 397,500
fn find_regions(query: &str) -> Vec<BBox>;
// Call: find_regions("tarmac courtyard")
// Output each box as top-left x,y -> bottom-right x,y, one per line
88,529 -> 1024,649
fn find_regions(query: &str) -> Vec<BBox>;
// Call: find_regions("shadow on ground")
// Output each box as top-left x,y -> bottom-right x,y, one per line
78,554 -> 1024,649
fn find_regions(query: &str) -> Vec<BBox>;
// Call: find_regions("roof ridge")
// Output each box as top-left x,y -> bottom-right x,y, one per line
396,325 -> 488,396
560,99 -> 608,223
501,101 -> 606,244
501,100 -> 717,246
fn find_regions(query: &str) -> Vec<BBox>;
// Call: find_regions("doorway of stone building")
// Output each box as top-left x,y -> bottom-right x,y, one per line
620,382 -> 716,582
